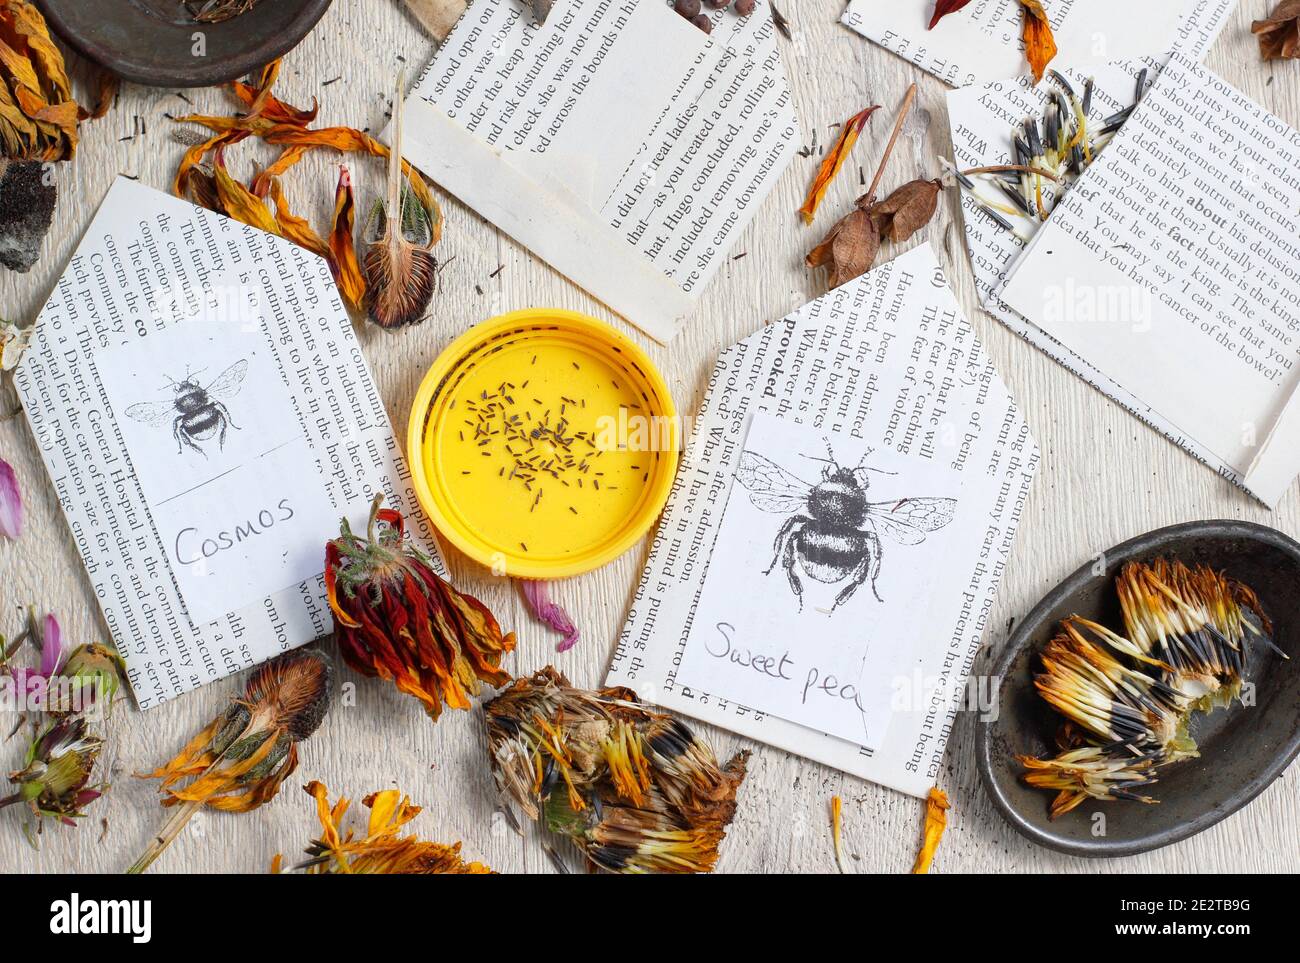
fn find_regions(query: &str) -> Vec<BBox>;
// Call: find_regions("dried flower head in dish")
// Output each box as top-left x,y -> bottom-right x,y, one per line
275,781 -> 491,874
129,648 -> 333,872
485,667 -> 749,874
326,495 -> 515,719
1019,559 -> 1285,819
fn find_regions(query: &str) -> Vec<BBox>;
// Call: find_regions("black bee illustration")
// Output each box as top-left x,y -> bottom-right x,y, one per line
736,440 -> 957,612
125,361 -> 248,456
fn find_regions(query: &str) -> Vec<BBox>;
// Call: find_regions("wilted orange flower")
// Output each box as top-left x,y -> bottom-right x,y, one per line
128,648 -> 333,873
279,781 -> 492,874
910,787 -> 950,874
0,1 -> 115,161
798,105 -> 879,224
1018,0 -> 1058,83
169,59 -> 443,316
325,495 -> 515,720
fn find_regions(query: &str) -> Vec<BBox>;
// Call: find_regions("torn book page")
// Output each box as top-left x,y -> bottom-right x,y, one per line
841,0 -> 1196,88
998,56 -> 1300,506
946,0 -> 1236,487
606,244 -> 1038,798
399,0 -> 799,342
14,178 -> 444,707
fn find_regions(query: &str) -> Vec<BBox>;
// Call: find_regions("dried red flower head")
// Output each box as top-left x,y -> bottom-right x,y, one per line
326,495 -> 516,719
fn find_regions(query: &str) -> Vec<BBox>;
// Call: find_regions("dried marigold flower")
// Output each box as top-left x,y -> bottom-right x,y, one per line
326,495 -> 515,719
279,781 -> 492,874
910,787 -> 951,873
486,666 -> 749,874
128,648 -> 333,873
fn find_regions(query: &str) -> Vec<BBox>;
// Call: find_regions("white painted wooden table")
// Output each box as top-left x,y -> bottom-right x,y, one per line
2,0 -> 1297,874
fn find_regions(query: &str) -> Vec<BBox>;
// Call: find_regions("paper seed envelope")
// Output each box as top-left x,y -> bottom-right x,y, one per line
398,0 -> 799,343
997,55 -> 1300,506
607,245 -> 1038,797
842,0 -> 1196,88
946,0 -> 1235,488
15,178 -> 444,707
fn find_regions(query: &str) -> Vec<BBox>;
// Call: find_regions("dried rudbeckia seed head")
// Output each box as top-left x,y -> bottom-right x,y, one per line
1019,746 -> 1161,819
1117,558 -> 1281,706
128,648 -> 333,873
485,666 -> 749,874
1022,559 -> 1279,817
1033,616 -> 1189,753
325,494 -> 515,719
281,781 -> 492,874
1,715 -> 104,831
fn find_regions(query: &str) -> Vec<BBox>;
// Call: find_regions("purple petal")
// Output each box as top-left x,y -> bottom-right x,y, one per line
10,668 -> 47,705
519,579 -> 581,653
0,458 -> 21,540
40,614 -> 63,677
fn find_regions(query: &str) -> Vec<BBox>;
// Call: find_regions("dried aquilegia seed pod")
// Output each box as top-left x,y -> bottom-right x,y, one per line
1,715 -> 104,831
276,781 -> 492,874
326,495 -> 516,719
128,648 -> 333,873
486,667 -> 750,874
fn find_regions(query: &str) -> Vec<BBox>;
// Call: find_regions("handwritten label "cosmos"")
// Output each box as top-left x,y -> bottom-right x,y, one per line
173,499 -> 297,568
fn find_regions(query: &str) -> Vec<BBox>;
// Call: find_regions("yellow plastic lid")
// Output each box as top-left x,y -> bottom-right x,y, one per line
408,309 -> 679,579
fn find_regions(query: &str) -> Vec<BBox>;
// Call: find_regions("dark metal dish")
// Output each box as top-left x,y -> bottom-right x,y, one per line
977,520 -> 1300,857
36,0 -> 332,88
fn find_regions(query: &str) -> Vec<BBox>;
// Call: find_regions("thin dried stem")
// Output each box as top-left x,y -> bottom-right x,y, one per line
125,799 -> 203,874
864,83 -> 917,204
961,164 -> 1063,184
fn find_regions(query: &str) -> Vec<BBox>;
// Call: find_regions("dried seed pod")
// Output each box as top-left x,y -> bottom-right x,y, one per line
1021,559 -> 1280,817
1117,558 -> 1281,706
485,666 -> 749,874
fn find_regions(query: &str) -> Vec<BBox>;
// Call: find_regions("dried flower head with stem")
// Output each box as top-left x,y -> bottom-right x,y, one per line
171,59 -> 443,315
362,73 -> 439,329
276,781 -> 492,874
128,648 -> 333,873
326,495 -> 515,719
807,85 -> 947,290
486,667 -> 750,874
1,715 -> 104,835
